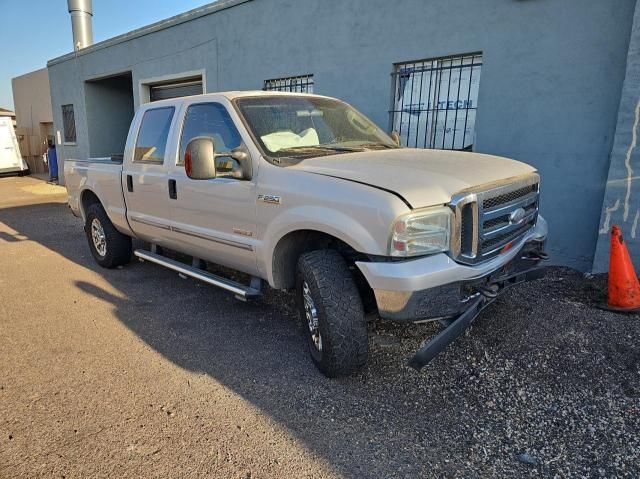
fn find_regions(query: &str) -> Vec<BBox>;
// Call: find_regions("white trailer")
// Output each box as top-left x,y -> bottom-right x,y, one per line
0,116 -> 28,175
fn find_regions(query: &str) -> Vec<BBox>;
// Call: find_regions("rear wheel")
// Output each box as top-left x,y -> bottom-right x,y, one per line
296,249 -> 368,377
84,203 -> 132,268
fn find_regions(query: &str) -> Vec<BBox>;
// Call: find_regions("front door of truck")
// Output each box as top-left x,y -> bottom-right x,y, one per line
123,106 -> 176,244
166,99 -> 258,275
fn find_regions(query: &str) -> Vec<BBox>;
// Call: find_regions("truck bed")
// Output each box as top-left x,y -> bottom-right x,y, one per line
69,155 -> 124,164
64,157 -> 131,235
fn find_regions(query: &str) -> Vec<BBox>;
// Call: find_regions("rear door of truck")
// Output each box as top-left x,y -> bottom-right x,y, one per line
122,104 -> 178,243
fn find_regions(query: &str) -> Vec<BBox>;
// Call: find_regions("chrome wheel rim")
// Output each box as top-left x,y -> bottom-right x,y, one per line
302,281 -> 322,352
91,218 -> 107,257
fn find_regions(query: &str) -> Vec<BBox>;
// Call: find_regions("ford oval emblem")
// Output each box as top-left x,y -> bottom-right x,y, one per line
509,207 -> 526,225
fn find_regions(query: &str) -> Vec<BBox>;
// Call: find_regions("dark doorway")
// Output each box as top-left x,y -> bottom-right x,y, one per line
84,72 -> 134,158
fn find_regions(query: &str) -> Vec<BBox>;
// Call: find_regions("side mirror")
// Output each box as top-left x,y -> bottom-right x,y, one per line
390,131 -> 401,147
185,137 -> 217,180
227,148 -> 253,180
228,149 -> 249,163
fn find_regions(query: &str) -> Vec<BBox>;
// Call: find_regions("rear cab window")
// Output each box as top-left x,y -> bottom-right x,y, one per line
134,107 -> 175,163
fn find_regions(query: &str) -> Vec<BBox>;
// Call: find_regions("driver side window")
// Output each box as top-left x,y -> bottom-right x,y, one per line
179,102 -> 243,178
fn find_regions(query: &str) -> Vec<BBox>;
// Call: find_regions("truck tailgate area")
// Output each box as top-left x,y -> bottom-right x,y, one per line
64,158 -> 130,235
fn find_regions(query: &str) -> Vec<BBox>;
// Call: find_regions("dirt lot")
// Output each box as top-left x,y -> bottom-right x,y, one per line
0,175 -> 639,478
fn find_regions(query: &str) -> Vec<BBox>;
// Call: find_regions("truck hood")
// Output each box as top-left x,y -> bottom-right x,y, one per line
290,149 -> 536,208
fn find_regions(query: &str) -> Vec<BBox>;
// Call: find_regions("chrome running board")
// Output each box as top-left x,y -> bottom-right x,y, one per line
134,249 -> 261,301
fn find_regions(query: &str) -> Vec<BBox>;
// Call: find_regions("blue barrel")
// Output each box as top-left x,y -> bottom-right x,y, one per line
47,145 -> 58,180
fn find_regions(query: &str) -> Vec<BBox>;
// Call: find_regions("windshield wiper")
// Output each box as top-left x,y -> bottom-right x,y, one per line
359,142 -> 397,150
320,145 -> 366,152
279,145 -> 365,153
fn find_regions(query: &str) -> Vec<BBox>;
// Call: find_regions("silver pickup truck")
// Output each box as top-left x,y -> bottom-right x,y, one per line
65,91 -> 548,377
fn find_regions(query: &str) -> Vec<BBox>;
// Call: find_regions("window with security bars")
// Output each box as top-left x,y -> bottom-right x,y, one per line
263,74 -> 314,93
61,104 -> 77,143
390,53 -> 482,151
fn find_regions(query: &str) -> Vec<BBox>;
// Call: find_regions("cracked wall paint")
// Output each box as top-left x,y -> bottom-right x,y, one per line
623,97 -> 640,221
600,198 -> 621,234
598,97 -> 640,237
592,1 -> 640,272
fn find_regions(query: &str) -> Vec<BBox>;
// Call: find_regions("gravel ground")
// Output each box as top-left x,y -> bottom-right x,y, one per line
0,175 -> 639,478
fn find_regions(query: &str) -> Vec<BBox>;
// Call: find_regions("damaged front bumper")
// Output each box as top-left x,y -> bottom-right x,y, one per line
356,216 -> 549,369
407,256 -> 546,370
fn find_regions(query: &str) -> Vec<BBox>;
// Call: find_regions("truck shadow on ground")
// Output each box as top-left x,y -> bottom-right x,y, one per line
0,231 -> 29,242
0,200 -> 470,477
3,200 -> 637,477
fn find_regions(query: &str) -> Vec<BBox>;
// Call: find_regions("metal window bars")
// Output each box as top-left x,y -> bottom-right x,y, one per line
389,53 -> 483,151
61,104 -> 77,143
263,74 -> 314,93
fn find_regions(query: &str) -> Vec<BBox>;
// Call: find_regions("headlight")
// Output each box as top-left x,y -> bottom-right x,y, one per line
390,206 -> 452,257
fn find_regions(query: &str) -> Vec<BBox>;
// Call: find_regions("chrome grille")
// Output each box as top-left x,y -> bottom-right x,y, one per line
450,174 -> 540,264
481,222 -> 533,252
482,184 -> 538,210
484,216 -> 509,230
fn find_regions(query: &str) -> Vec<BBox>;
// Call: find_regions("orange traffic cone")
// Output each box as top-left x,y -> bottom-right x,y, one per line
607,225 -> 640,312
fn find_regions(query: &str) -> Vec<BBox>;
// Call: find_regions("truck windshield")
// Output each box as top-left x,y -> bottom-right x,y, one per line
235,96 -> 398,163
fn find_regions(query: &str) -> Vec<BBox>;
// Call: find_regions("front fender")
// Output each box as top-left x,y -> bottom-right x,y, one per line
252,162 -> 411,286
258,205 -> 392,286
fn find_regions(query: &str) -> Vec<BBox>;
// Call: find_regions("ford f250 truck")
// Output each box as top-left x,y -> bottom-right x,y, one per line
65,91 -> 548,377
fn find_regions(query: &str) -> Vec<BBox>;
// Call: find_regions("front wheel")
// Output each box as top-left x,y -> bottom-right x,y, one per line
84,203 -> 132,268
296,250 -> 368,377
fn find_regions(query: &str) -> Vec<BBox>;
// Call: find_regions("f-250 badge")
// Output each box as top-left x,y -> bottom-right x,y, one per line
257,194 -> 281,205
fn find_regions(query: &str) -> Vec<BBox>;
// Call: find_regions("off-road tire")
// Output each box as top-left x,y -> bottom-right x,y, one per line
296,249 -> 368,377
84,203 -> 132,268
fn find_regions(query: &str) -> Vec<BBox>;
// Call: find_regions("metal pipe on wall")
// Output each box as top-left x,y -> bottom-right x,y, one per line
67,0 -> 93,51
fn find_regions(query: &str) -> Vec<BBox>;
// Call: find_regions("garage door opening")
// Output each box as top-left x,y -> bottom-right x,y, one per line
149,76 -> 203,102
85,72 -> 134,158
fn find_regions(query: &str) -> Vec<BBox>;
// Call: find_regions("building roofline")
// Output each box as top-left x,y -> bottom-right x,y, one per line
11,67 -> 48,83
47,0 -> 253,67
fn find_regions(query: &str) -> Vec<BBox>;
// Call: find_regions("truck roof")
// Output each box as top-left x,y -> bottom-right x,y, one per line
144,90 -> 330,108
